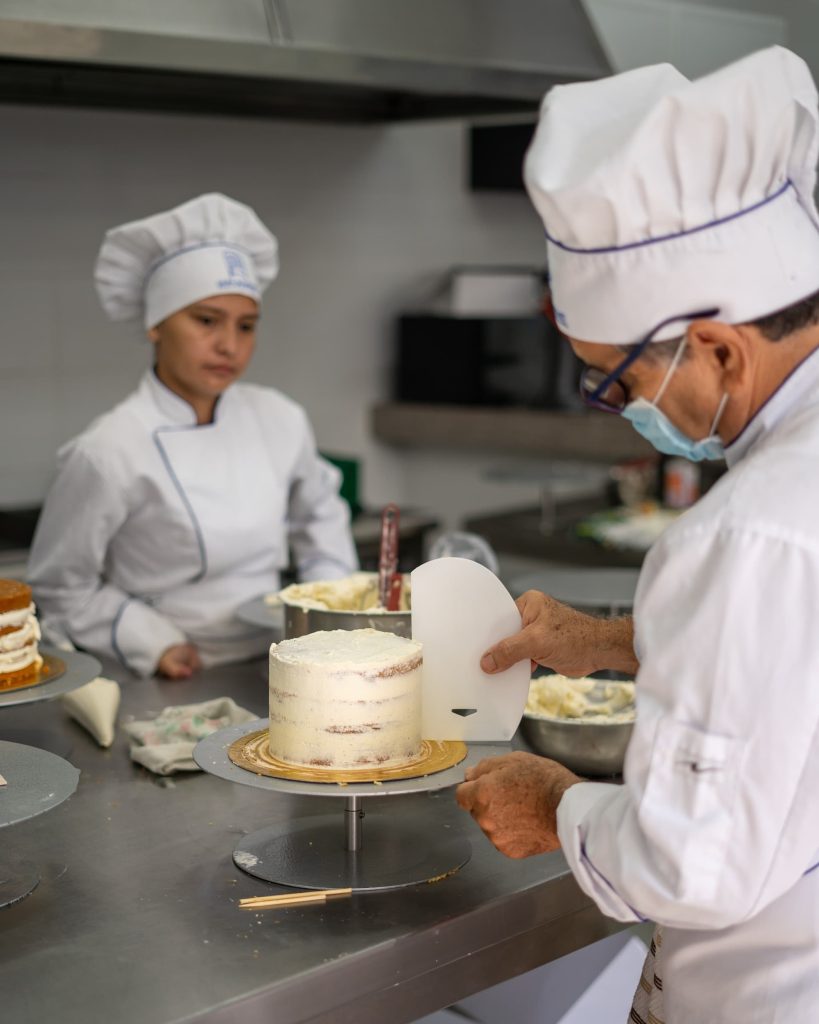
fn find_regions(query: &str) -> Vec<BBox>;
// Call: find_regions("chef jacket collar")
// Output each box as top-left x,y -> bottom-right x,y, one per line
142,369 -> 197,425
725,344 -> 819,467
142,368 -> 233,427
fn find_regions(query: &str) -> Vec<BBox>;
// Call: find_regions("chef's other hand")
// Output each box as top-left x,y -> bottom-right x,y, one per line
157,643 -> 202,679
480,590 -> 604,677
456,751 -> 579,858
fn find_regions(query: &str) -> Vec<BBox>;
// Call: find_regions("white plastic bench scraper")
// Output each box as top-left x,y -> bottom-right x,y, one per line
411,557 -> 530,741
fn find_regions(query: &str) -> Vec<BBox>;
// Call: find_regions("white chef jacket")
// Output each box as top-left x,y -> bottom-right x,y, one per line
557,346 -> 819,1023
27,370 -> 357,677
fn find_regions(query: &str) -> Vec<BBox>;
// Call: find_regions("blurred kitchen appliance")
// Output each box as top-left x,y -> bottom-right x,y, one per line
394,313 -> 581,409
469,120 -> 536,191
663,457 -> 701,509
446,266 -> 543,316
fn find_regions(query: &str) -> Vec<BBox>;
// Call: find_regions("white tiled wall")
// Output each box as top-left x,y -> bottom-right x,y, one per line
0,102 -> 544,523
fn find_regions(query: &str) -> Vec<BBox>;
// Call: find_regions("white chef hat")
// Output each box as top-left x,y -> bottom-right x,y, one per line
524,46 -> 819,344
94,192 -> 279,329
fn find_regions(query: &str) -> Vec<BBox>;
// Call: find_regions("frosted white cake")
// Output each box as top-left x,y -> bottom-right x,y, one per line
268,628 -> 423,770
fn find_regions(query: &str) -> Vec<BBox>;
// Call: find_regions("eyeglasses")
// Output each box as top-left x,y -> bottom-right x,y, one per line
579,307 -> 721,415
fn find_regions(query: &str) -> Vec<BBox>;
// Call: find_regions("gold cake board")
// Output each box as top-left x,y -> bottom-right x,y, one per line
228,729 -> 467,785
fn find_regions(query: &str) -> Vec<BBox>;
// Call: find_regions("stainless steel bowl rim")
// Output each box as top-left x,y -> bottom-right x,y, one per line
280,600 -> 407,618
522,711 -> 636,726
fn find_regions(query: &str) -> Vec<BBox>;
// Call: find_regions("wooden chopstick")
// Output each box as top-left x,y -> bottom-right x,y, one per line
238,887 -> 352,910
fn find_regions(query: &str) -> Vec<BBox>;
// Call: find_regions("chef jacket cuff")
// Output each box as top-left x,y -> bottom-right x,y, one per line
111,598 -> 187,678
557,782 -> 643,924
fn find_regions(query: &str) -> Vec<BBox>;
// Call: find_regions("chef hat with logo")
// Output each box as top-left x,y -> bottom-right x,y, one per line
524,46 -> 819,344
94,192 -> 279,329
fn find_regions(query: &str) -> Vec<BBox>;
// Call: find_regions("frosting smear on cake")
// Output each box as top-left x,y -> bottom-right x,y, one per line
268,628 -> 422,770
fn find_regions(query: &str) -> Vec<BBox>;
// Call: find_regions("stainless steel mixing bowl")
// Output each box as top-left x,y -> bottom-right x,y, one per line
282,603 -> 411,640
520,711 -> 634,777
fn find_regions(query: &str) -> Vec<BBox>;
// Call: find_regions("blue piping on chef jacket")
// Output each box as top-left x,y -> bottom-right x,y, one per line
152,427 -> 208,583
580,840 -> 648,922
544,178 -> 794,254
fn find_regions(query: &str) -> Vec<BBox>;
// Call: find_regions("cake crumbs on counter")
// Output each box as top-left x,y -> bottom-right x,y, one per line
426,868 -> 459,885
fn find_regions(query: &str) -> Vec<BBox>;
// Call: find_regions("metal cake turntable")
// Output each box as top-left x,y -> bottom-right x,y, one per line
195,719 -> 509,892
0,740 -> 79,907
0,647 -> 97,905
0,646 -> 101,756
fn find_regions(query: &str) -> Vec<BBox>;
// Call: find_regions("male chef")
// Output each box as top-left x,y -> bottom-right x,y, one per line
456,46 -> 819,1023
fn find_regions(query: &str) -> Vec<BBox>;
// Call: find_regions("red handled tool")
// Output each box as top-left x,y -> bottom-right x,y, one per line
378,503 -> 402,611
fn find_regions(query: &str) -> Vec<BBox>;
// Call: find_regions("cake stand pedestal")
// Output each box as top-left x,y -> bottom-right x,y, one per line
0,740 -> 80,907
195,719 -> 509,892
0,648 -> 101,757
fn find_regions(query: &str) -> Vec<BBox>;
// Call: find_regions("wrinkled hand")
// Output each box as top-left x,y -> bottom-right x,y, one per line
480,590 -> 637,678
157,643 -> 202,680
479,590 -> 601,676
456,751 -> 580,859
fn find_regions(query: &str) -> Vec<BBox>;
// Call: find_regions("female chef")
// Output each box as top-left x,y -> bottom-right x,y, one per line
28,193 -> 357,679
457,48 -> 819,1024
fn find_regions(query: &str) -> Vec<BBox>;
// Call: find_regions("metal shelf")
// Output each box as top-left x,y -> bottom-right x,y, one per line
372,402 -> 654,461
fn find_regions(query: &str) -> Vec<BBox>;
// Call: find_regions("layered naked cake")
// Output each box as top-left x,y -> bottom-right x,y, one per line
268,628 -> 423,770
0,579 -> 43,688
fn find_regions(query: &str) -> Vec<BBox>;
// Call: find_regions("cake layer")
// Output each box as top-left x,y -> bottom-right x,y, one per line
0,579 -> 32,615
269,628 -> 422,770
0,657 -> 43,689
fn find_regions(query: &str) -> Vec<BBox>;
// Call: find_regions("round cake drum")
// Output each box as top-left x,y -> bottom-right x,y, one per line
228,729 -> 467,784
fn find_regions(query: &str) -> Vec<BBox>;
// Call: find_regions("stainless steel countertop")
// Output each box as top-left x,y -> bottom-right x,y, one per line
0,655 -> 622,1024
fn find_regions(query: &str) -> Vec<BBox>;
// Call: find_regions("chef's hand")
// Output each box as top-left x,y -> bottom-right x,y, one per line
157,643 -> 202,680
456,751 -> 580,858
480,590 -> 638,678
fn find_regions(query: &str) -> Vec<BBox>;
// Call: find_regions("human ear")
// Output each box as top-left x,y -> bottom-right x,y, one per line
686,320 -> 750,392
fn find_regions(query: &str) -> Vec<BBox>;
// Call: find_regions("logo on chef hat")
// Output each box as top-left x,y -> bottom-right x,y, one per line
217,247 -> 258,294
223,249 -> 251,282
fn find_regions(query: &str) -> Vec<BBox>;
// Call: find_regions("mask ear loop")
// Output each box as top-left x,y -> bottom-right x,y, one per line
709,392 -> 729,435
651,334 -> 689,407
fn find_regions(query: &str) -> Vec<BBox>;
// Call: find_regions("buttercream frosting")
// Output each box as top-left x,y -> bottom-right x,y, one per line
0,607 -> 43,676
268,628 -> 422,769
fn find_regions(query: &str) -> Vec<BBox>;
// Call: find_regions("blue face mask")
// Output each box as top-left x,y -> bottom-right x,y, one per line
621,338 -> 728,462
623,396 -> 727,461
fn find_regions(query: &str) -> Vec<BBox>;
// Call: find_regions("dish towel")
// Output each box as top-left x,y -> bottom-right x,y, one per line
124,697 -> 256,775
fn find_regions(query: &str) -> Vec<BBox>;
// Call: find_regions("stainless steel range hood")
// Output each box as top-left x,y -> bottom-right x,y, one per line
0,0 -> 610,122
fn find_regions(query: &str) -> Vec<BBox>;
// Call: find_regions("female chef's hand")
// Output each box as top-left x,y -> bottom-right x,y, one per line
157,643 -> 202,680
455,751 -> 580,858
479,590 -> 638,678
